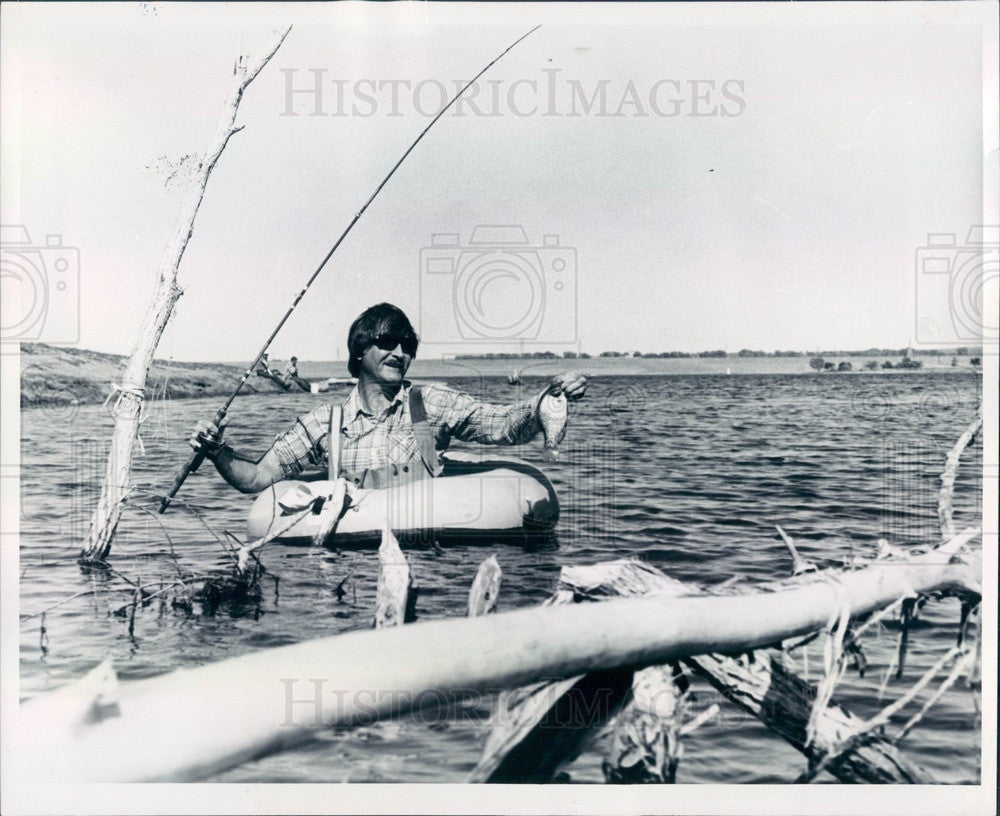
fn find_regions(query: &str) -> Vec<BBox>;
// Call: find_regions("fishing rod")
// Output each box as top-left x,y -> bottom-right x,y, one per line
160,24 -> 541,512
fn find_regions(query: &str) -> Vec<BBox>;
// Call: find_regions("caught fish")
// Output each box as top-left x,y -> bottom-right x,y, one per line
539,391 -> 568,461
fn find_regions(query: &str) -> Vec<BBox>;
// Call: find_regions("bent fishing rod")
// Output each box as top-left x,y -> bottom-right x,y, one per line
160,24 -> 541,512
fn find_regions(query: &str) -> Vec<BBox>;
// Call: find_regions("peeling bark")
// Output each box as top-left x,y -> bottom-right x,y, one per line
561,559 -> 933,783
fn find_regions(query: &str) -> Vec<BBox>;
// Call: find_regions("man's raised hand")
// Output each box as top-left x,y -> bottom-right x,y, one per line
549,372 -> 587,401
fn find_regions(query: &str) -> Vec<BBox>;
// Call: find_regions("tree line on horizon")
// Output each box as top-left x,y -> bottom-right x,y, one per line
454,346 -> 984,361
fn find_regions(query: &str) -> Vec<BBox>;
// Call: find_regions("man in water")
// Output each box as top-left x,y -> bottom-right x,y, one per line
190,303 -> 586,492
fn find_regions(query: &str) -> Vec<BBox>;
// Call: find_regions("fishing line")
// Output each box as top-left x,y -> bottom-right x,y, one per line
161,25 -> 541,511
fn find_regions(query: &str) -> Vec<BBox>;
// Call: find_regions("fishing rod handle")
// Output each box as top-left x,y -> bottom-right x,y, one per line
159,407 -> 229,512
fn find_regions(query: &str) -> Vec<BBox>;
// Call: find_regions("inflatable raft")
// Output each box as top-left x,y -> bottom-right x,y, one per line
246,451 -> 559,548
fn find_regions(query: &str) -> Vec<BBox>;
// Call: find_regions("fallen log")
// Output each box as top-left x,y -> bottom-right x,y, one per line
470,670 -> 633,783
561,559 -> 932,783
467,585 -> 633,783
18,529 -> 979,782
473,524 -> 955,786
467,585 -> 688,784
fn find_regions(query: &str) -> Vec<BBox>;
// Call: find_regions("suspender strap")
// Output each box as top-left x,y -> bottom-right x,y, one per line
327,404 -> 343,480
409,386 -> 441,477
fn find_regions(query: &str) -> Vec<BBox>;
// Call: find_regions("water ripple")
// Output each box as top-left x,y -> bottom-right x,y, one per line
18,371 -> 983,783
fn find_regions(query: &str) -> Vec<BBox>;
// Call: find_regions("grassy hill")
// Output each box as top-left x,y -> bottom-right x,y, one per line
19,344 -> 288,408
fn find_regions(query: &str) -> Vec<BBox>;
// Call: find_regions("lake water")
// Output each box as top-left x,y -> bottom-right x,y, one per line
18,371 -> 983,783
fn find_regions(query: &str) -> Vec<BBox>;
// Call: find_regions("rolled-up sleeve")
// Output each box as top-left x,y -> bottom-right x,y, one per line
420,384 -> 541,445
270,405 -> 331,478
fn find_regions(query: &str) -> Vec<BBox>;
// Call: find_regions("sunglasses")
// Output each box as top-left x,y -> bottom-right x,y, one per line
371,333 -> 417,356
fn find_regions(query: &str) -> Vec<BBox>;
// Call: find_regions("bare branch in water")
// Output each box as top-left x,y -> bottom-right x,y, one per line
938,408 -> 982,542
775,525 -> 818,575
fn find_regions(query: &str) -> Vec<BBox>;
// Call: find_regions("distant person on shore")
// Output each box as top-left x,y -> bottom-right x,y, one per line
284,356 -> 311,393
189,302 -> 586,492
254,353 -> 279,377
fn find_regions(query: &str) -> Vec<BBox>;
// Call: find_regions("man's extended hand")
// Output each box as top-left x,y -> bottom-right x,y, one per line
548,371 -> 587,401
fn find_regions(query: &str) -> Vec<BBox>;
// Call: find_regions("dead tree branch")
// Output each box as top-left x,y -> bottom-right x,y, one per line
79,26 -> 292,563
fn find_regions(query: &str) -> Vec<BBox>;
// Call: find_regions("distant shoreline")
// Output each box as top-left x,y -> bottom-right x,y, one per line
19,343 -> 981,408
20,344 -> 291,408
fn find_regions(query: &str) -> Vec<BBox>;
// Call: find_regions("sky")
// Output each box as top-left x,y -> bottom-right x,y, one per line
2,3 -> 997,362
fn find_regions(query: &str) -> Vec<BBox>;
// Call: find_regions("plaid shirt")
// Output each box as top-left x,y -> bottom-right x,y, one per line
271,381 -> 541,482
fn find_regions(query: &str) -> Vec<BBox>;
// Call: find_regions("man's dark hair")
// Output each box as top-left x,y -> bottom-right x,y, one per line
346,303 -> 418,377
